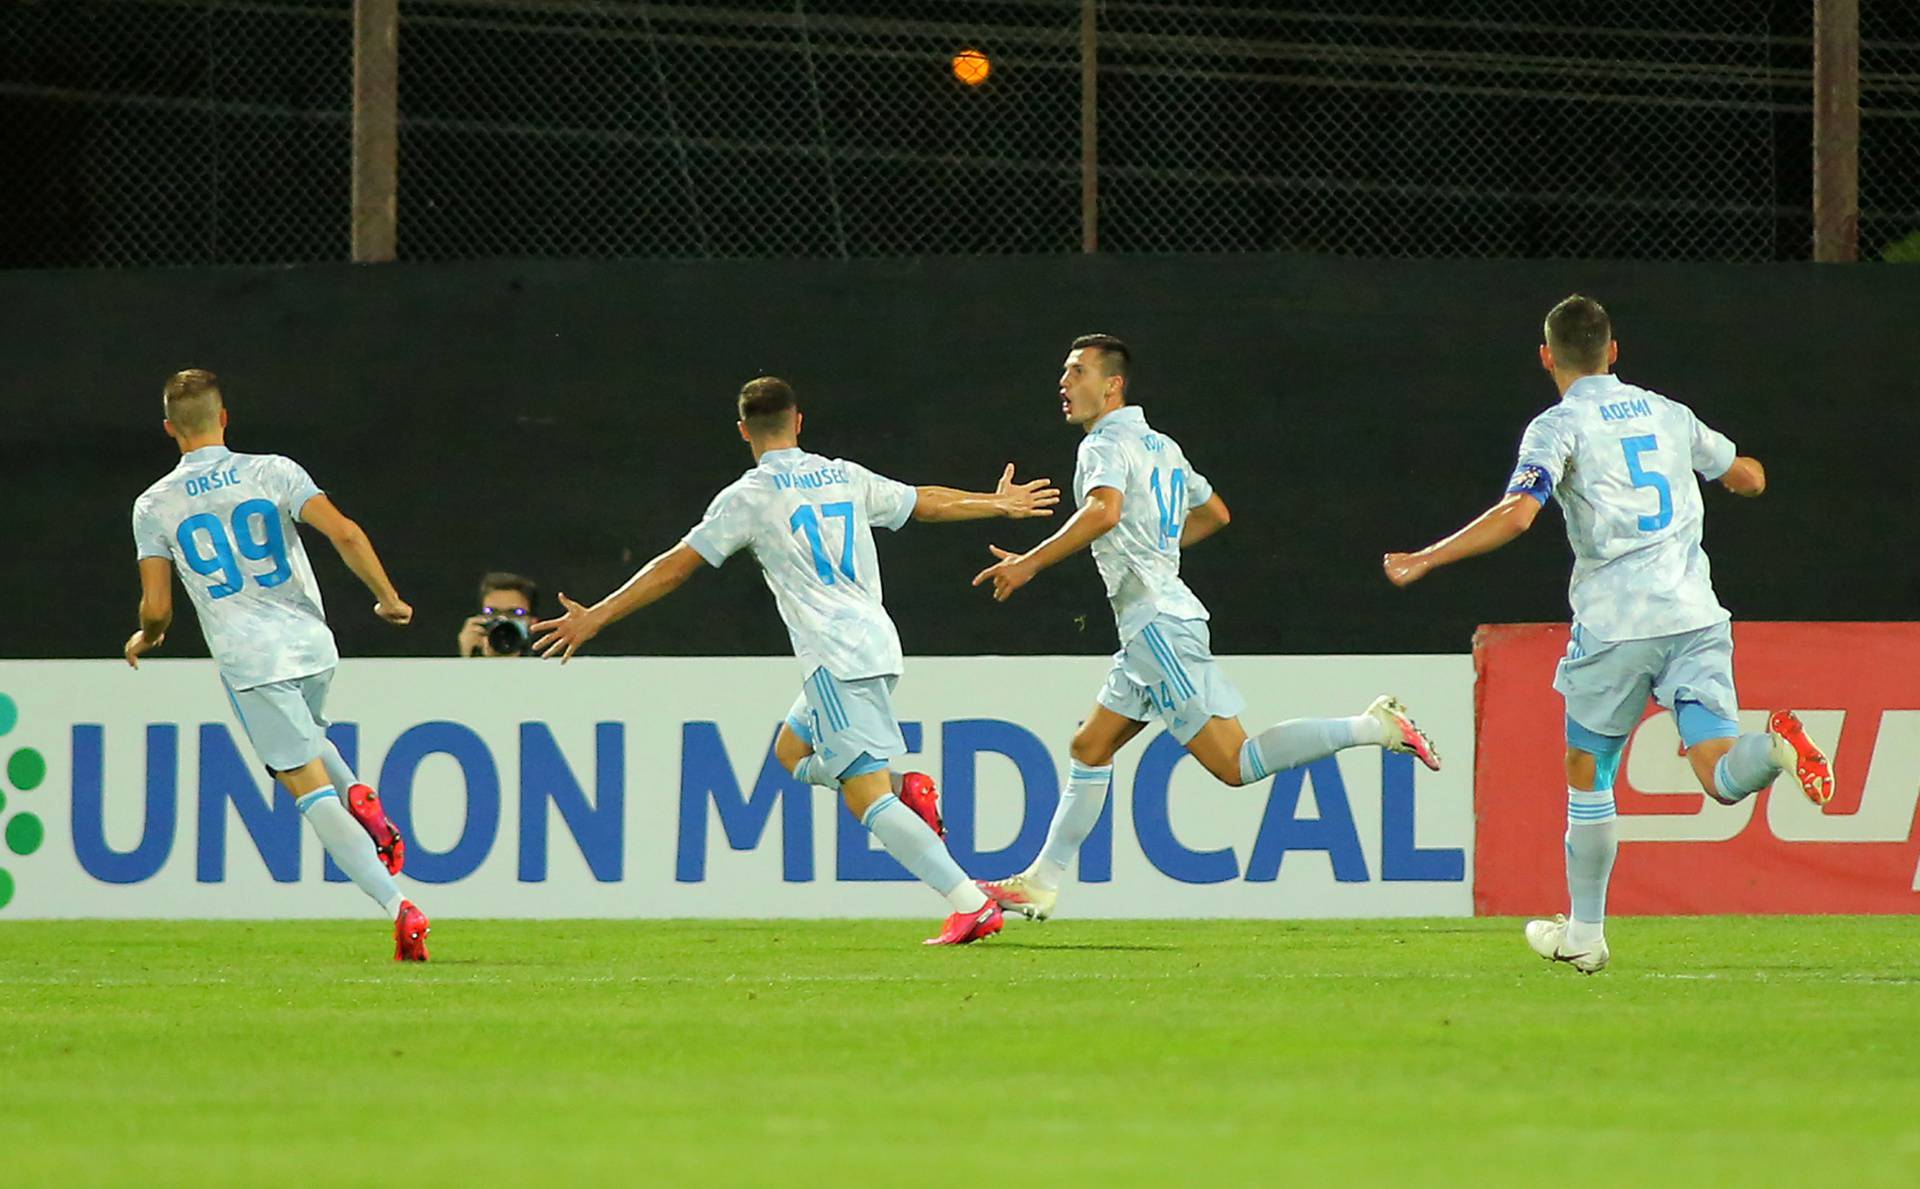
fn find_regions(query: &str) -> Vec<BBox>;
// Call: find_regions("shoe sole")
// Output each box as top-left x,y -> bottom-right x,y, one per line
1770,712 -> 1835,805
1377,697 -> 1442,772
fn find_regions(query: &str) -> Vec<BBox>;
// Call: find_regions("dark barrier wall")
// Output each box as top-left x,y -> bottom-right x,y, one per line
5,254 -> 1914,664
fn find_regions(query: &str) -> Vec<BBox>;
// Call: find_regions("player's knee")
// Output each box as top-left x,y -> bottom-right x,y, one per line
1684,736 -> 1734,795
838,771 -> 891,821
1564,716 -> 1626,792
1069,729 -> 1113,768
1207,752 -> 1248,787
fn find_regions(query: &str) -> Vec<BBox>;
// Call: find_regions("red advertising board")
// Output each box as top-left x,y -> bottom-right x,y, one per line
1474,622 -> 1920,915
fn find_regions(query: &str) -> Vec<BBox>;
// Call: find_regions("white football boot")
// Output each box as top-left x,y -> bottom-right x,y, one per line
1525,914 -> 1610,975
977,871 -> 1058,921
1366,695 -> 1442,771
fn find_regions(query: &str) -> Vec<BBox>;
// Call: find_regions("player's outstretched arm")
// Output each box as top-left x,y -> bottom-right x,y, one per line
973,485 -> 1122,602
531,542 -> 705,663
1180,494 -> 1231,548
300,494 -> 412,625
1382,492 -> 1542,588
1719,456 -> 1766,497
913,464 -> 1059,522
123,557 -> 174,668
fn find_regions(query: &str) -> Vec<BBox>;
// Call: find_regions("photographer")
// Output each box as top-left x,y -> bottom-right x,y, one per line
457,572 -> 540,658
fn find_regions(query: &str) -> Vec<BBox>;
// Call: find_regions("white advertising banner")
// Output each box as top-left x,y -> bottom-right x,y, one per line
0,656 -> 1473,919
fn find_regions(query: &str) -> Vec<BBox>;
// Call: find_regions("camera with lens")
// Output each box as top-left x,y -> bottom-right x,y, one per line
484,614 -> 532,656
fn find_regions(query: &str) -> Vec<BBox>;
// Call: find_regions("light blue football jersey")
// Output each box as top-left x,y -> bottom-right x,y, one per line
1074,406 -> 1216,643
1507,374 -> 1737,643
683,447 -> 918,681
132,445 -> 338,689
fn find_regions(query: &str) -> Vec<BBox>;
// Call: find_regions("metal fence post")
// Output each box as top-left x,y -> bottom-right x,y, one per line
352,0 -> 399,263
1080,0 -> 1098,254
1813,0 -> 1860,262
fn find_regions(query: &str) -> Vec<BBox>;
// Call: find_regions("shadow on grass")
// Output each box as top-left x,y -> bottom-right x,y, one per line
987,941 -> 1178,952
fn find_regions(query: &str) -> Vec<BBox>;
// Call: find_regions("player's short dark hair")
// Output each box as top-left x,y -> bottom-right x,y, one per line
737,375 -> 799,436
1070,334 -> 1131,400
1544,295 -> 1613,373
162,367 -> 223,433
478,571 -> 539,609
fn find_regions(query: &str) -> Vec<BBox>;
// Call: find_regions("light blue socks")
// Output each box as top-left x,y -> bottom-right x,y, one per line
1032,762 -> 1114,888
1237,715 -> 1384,785
862,794 -> 985,913
1565,787 -> 1618,934
317,738 -> 359,798
296,789 -> 403,919
1712,731 -> 1784,804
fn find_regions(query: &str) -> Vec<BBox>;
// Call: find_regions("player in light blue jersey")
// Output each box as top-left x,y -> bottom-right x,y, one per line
970,335 -> 1442,923
125,369 -> 432,960
530,376 -> 1060,945
1383,295 -> 1833,974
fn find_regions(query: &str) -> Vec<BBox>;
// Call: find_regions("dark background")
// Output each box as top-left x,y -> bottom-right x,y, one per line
7,2 -> 1917,267
4,251 -> 1913,662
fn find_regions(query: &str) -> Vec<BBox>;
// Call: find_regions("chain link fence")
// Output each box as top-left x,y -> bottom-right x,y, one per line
1100,2 -> 1809,260
4,1 -> 1917,267
1860,4 -> 1920,262
0,0 -> 351,268
396,1 -> 1083,259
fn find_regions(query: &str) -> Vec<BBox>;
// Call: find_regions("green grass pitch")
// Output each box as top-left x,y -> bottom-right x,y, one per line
3,917 -> 1916,1187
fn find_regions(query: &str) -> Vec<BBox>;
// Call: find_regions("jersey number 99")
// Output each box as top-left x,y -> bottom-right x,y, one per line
176,499 -> 293,598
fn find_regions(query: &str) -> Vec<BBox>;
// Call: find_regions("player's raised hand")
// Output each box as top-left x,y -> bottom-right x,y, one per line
972,545 -> 1033,602
123,629 -> 164,669
994,463 -> 1060,519
532,592 -> 601,663
1381,552 -> 1430,588
375,597 -> 414,625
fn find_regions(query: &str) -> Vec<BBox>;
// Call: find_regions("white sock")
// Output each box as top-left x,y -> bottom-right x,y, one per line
862,795 -> 986,913
1237,716 -> 1378,784
1565,786 -> 1616,944
1712,731 -> 1783,804
1032,761 -> 1113,891
317,738 -> 359,797
297,790 -> 404,919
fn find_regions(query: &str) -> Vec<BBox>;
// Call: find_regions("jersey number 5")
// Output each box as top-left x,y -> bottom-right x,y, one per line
1149,467 -> 1186,550
1620,435 -> 1674,532
789,501 -> 858,584
176,499 -> 293,599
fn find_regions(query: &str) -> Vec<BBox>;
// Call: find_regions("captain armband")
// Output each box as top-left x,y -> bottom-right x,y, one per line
1505,463 -> 1554,504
